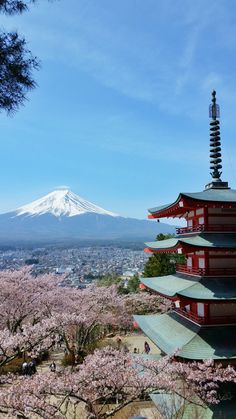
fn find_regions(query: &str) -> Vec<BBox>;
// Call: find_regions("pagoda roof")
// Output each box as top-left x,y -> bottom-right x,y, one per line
134,311 -> 236,359
151,393 -> 236,419
141,275 -> 236,300
150,393 -> 210,419
141,275 -> 195,297
145,233 -> 236,252
148,188 -> 236,218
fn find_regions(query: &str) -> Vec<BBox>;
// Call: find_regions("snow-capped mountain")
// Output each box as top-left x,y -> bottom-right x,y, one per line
0,189 -> 176,244
16,189 -> 118,218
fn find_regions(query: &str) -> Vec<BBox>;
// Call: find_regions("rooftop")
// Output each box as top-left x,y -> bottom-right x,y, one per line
134,311 -> 236,359
149,189 -> 236,218
145,233 -> 236,252
141,275 -> 236,300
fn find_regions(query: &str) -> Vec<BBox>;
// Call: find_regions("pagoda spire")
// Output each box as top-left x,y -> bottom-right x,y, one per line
205,91 -> 229,189
209,90 -> 222,181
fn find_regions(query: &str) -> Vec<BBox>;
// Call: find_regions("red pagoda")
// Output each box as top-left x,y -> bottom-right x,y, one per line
134,91 -> 236,362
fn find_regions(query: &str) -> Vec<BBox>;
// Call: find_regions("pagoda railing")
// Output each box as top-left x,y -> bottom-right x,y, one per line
174,308 -> 205,324
176,264 -> 236,276
175,309 -> 236,325
176,264 -> 205,276
176,224 -> 236,234
176,225 -> 204,234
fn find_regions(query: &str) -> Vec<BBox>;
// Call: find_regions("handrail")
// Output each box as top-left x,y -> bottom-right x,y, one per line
176,264 -> 236,276
176,224 -> 236,234
175,308 -> 205,324
176,309 -> 236,325
176,225 -> 204,234
176,264 -> 205,276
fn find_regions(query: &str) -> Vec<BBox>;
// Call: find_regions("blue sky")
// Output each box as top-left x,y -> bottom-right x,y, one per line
1,0 -> 236,219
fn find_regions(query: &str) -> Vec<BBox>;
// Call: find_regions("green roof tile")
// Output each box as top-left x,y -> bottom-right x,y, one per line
151,393 -> 236,419
146,233 -> 236,251
149,188 -> 236,215
134,312 -> 199,356
141,275 -> 197,297
134,312 -> 236,360
183,188 -> 236,202
141,275 -> 236,300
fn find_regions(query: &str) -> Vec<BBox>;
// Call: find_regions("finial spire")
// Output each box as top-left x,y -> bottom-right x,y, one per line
209,90 -> 222,181
205,91 -> 229,190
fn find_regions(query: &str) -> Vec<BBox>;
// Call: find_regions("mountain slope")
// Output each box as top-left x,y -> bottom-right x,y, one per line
0,189 -> 176,244
16,189 -> 118,218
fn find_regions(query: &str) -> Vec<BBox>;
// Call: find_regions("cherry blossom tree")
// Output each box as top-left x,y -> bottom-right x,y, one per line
0,268 -> 236,418
0,347 -> 236,418
123,291 -> 171,316
0,268 -> 166,366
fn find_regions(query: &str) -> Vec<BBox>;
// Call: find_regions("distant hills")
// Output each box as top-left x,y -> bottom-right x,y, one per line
0,189 -> 176,245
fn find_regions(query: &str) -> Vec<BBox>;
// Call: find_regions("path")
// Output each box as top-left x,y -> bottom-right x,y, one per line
107,332 -> 162,355
36,348 -> 65,374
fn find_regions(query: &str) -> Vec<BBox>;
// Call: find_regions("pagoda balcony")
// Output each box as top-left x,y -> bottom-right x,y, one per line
176,264 -> 205,276
175,309 -> 236,325
176,264 -> 236,276
176,224 -> 236,234
176,225 -> 204,234
174,308 -> 205,324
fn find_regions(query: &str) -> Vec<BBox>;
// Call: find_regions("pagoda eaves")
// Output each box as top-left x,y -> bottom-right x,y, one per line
145,233 -> 236,253
134,312 -> 236,360
148,189 -> 236,219
141,276 -> 236,301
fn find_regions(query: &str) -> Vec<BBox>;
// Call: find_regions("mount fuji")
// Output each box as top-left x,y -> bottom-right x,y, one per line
16,189 -> 119,218
0,189 -> 176,245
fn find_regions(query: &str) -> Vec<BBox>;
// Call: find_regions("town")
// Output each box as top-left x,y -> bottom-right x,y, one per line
0,246 -> 149,287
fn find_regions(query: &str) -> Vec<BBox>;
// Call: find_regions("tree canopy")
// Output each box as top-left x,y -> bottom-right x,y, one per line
143,233 -> 185,277
0,0 -> 41,113
0,0 -> 35,15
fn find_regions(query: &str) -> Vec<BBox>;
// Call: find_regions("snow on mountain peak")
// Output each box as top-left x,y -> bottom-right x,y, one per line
16,189 -> 119,218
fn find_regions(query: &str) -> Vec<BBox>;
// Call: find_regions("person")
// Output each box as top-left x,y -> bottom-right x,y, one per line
49,361 -> 56,372
144,341 -> 151,354
133,347 -> 138,354
58,335 -> 63,348
116,336 -> 122,349
28,360 -> 37,375
123,344 -> 129,353
22,361 -> 28,375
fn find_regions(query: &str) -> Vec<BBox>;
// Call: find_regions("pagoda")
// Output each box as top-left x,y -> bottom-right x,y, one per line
134,91 -> 236,362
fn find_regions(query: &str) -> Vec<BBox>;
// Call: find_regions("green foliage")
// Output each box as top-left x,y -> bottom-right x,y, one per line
156,233 -> 173,241
126,273 -> 140,293
61,352 -> 75,366
0,0 -> 44,113
0,357 -> 22,374
143,253 -> 175,277
97,273 -> 141,294
143,233 -> 185,277
0,0 -> 35,15
97,274 -> 122,287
